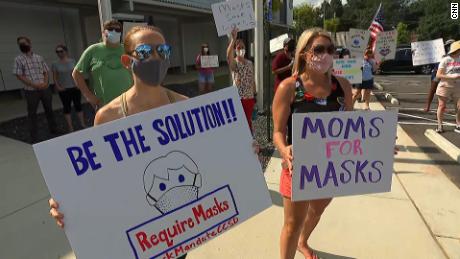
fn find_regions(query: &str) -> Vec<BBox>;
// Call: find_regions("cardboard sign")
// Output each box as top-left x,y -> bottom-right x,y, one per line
33,87 -> 271,259
270,33 -> 289,53
374,30 -> 398,63
200,55 -> 219,68
211,0 -> 256,37
411,39 -> 446,66
292,111 -> 397,201
347,29 -> 370,58
333,58 -> 363,84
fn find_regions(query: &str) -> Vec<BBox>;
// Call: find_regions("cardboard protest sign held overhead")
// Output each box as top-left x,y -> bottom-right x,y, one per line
211,0 -> 256,37
200,55 -> 219,68
292,111 -> 397,201
374,30 -> 398,63
270,34 -> 289,53
411,39 -> 446,66
333,58 -> 363,84
33,87 -> 271,259
347,28 -> 370,58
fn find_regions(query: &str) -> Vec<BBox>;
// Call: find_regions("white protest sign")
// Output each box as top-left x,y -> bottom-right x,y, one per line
333,58 -> 363,84
200,55 -> 219,68
33,87 -> 271,259
123,22 -> 148,42
374,30 -> 398,63
411,38 -> 446,66
292,111 -> 397,201
211,0 -> 256,37
270,33 -> 289,53
347,28 -> 370,58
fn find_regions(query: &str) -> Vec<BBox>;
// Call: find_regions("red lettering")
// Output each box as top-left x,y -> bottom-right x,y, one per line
135,231 -> 151,252
192,204 -> 206,224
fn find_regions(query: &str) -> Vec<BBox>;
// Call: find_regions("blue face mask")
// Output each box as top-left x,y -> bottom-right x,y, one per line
106,30 -> 121,44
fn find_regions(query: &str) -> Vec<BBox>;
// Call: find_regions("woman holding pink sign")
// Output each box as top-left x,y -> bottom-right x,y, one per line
272,28 -> 353,259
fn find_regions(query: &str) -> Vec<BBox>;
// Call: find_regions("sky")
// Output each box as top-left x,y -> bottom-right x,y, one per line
293,0 -> 347,7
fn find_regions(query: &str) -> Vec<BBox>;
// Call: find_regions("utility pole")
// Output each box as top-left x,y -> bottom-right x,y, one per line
255,0 -> 264,111
97,0 -> 112,32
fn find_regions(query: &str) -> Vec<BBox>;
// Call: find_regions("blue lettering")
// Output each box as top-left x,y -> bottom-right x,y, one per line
355,160 -> 368,183
66,146 -> 88,176
211,103 -> 226,127
323,161 -> 339,187
328,117 -> 343,137
300,164 -> 322,189
191,108 -> 205,133
344,116 -> 365,139
301,118 -> 326,139
134,125 -> 151,153
165,116 -> 179,141
369,117 -> 384,137
369,161 -> 383,183
152,119 -> 170,145
120,128 -> 140,158
103,132 -> 123,161
340,160 -> 353,184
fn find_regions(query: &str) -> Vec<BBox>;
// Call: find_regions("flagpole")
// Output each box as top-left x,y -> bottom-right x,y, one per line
370,2 -> 382,28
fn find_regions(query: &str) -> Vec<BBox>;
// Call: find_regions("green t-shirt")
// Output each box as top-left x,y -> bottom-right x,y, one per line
75,42 -> 133,104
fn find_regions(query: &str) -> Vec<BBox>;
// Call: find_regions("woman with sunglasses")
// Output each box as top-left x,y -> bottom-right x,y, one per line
52,44 -> 86,132
196,43 -> 215,94
227,28 -> 257,134
272,28 -> 353,259
48,25 -> 259,259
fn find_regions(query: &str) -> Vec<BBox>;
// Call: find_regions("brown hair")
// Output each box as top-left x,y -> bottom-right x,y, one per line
55,44 -> 68,52
123,25 -> 164,54
292,28 -> 333,75
103,20 -> 122,30
17,36 -> 31,44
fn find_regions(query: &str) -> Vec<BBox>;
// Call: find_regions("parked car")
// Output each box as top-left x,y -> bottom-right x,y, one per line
377,46 -> 433,75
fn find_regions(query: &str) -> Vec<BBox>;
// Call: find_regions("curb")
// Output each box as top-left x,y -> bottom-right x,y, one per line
374,82 -> 399,105
373,82 -> 384,91
425,129 -> 460,164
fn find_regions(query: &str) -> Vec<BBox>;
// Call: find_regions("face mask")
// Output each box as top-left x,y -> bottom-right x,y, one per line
236,49 -> 246,57
19,44 -> 30,53
309,53 -> 333,74
203,47 -> 209,53
152,185 -> 199,214
106,30 -> 121,44
131,57 -> 170,86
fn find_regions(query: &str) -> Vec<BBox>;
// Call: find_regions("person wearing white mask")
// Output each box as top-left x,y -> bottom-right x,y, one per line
72,20 -> 133,110
195,43 -> 215,95
227,28 -> 257,134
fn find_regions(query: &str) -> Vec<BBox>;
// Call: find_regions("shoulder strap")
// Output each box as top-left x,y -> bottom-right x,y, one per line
120,93 -> 128,117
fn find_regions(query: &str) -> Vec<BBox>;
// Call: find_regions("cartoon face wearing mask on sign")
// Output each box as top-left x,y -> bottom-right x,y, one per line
143,151 -> 202,214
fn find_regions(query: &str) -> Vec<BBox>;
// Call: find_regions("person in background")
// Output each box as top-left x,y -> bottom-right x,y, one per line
424,39 -> 455,112
353,49 -> 377,110
435,40 -> 460,133
13,36 -> 58,143
227,28 -> 257,134
272,37 -> 296,93
195,43 -> 215,95
73,19 -> 133,110
272,28 -> 353,259
52,44 -> 86,132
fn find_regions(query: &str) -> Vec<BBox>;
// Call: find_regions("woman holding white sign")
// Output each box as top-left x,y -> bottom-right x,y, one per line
195,43 -> 215,95
272,28 -> 353,259
435,40 -> 460,134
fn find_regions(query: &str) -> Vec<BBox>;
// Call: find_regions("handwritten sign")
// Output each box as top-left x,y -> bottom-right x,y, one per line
33,87 -> 271,259
374,30 -> 398,63
211,0 -> 256,37
333,58 -> 363,84
347,28 -> 370,58
200,55 -> 219,68
292,111 -> 397,201
411,39 -> 446,66
270,33 -> 289,53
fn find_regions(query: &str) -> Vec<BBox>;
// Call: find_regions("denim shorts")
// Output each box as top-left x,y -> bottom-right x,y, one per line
199,73 -> 214,84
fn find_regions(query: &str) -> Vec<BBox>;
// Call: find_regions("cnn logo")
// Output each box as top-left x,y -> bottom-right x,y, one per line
452,3 -> 459,19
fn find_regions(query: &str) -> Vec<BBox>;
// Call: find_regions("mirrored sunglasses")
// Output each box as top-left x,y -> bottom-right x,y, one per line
133,43 -> 172,61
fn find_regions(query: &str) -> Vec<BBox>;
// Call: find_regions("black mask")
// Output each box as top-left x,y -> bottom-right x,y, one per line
19,44 -> 30,53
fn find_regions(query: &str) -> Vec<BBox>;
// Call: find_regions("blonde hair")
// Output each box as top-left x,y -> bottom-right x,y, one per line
292,28 -> 334,76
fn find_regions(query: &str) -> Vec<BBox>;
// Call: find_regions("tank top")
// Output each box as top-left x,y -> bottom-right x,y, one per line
120,90 -> 176,117
287,75 -> 345,145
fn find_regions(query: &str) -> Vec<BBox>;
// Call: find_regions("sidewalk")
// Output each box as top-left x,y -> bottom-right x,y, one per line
1,99 -> 459,258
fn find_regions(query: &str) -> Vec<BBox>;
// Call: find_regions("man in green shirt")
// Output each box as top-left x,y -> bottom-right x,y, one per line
72,20 -> 133,109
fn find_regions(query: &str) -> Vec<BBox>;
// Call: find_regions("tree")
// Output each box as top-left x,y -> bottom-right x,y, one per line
324,18 -> 340,33
396,22 -> 410,44
293,3 -> 322,36
330,0 -> 343,18
320,0 -> 334,20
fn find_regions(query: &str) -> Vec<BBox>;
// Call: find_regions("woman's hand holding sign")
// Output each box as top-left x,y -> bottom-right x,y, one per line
49,198 -> 64,228
280,145 -> 293,175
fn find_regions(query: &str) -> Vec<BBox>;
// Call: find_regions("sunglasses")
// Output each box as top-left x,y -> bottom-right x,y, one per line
311,44 -> 335,55
132,43 -> 172,61
106,27 -> 122,33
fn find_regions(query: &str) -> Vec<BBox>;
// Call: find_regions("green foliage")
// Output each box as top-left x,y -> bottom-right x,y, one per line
324,18 -> 340,33
293,3 -> 322,35
396,22 -> 410,44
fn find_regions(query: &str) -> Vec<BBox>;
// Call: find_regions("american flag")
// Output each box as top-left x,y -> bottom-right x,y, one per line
368,3 -> 384,50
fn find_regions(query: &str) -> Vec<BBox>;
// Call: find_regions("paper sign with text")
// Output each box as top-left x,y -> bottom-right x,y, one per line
33,87 -> 271,259
411,39 -> 446,66
292,111 -> 397,201
211,0 -> 256,37
270,34 -> 289,53
333,58 -> 363,84
374,30 -> 398,63
200,55 -> 219,68
347,29 -> 370,58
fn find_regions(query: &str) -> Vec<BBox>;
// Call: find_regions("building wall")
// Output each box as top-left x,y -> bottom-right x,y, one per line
0,1 -> 84,91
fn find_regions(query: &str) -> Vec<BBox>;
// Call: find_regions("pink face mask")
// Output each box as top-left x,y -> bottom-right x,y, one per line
310,53 -> 333,73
